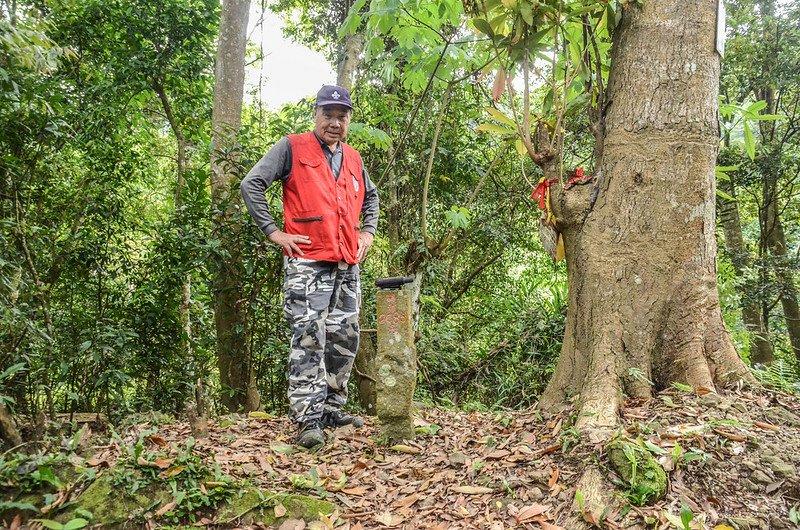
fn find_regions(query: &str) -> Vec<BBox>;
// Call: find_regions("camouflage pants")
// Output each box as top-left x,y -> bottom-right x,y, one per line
283,257 -> 360,423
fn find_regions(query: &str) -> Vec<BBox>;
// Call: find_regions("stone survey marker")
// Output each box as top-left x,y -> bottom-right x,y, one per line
375,277 -> 417,441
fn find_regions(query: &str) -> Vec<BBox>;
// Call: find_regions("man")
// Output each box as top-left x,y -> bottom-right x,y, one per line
240,85 -> 379,449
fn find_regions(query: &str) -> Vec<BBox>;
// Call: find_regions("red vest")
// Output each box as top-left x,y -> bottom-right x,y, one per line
283,132 -> 365,264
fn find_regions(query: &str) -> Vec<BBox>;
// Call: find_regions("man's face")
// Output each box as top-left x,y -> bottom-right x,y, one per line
314,105 -> 351,147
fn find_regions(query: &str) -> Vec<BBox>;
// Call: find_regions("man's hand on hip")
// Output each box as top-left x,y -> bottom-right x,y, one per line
357,232 -> 374,262
268,230 -> 310,257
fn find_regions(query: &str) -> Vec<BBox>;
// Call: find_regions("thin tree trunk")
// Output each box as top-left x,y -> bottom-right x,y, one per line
543,0 -> 752,429
754,0 -> 800,364
152,81 -> 193,360
763,183 -> 800,364
210,0 -> 260,412
336,33 -> 363,92
718,178 -> 773,364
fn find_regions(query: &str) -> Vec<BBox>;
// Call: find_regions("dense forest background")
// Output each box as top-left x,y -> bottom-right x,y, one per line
1,0 -> 799,425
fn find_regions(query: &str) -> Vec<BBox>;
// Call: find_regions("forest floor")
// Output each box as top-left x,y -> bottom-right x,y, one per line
3,387 -> 800,529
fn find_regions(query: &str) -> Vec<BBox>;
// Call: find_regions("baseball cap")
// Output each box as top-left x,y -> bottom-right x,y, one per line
315,85 -> 353,109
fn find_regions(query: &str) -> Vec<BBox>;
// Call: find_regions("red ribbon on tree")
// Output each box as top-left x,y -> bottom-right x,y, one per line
565,166 -> 593,190
531,177 -> 558,224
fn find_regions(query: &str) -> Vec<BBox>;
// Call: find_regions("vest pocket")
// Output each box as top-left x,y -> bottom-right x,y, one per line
292,216 -> 323,223
299,157 -> 321,168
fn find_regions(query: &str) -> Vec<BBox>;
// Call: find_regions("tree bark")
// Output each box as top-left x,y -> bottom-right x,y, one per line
210,0 -> 260,412
718,177 -> 773,364
542,0 -> 752,429
336,32 -> 363,92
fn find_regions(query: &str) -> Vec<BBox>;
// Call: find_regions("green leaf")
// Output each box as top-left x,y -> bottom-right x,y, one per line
743,121 -> 755,160
662,510 -> 685,529
520,2 -> 534,25
644,440 -> 667,455
0,362 -> 26,381
715,165 -> 737,181
746,100 -> 767,114
716,188 -> 736,202
63,519 -> 89,530
671,382 -> 693,393
445,206 -> 471,229
680,505 -> 694,530
485,107 -> 515,126
34,520 -> 64,530
476,123 -> 516,135
472,18 -> 494,37
338,13 -> 362,37
752,113 -> 785,121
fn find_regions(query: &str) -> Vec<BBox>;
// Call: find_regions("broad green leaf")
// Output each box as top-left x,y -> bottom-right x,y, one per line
34,521 -> 64,530
0,362 -> 26,381
743,121 -> 755,160
445,206 -> 470,229
716,189 -> 736,202
472,17 -> 494,37
338,13 -> 362,37
515,138 -> 527,156
64,519 -> 89,530
485,107 -> 515,126
746,100 -> 767,114
476,123 -> 516,135
520,2 -> 534,25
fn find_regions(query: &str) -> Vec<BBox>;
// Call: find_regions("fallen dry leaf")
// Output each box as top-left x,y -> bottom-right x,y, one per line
148,434 -> 167,447
752,421 -> 780,432
548,466 -> 559,489
486,449 -> 511,459
514,503 -> 550,523
393,493 -> 419,509
160,465 -> 186,478
341,486 -> 368,496
274,503 -> 288,517
389,444 -> 420,454
155,500 -> 177,517
374,511 -> 404,526
453,485 -> 494,494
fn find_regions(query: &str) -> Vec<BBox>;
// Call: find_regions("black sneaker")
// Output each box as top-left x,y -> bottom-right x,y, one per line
296,420 -> 325,449
321,409 -> 364,428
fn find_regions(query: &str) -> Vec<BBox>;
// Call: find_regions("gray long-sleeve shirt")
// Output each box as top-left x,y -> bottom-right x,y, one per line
241,133 -> 379,237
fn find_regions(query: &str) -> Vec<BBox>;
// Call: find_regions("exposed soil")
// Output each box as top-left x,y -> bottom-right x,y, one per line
3,388 -> 799,529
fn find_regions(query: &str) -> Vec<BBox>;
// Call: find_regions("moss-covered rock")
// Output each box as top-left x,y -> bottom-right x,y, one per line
57,473 -> 171,527
55,475 -> 334,528
217,487 -> 335,526
607,438 -> 667,506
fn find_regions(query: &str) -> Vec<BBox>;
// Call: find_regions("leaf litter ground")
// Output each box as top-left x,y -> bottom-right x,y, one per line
49,388 -> 800,529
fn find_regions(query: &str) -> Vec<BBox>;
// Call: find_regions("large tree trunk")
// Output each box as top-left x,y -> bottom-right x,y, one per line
210,0 -> 260,412
543,0 -> 752,429
718,177 -> 773,364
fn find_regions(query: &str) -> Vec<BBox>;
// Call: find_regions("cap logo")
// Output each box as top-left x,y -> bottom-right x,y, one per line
331,91 -> 341,100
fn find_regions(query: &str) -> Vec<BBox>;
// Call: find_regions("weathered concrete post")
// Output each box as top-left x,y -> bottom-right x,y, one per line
375,277 -> 417,441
